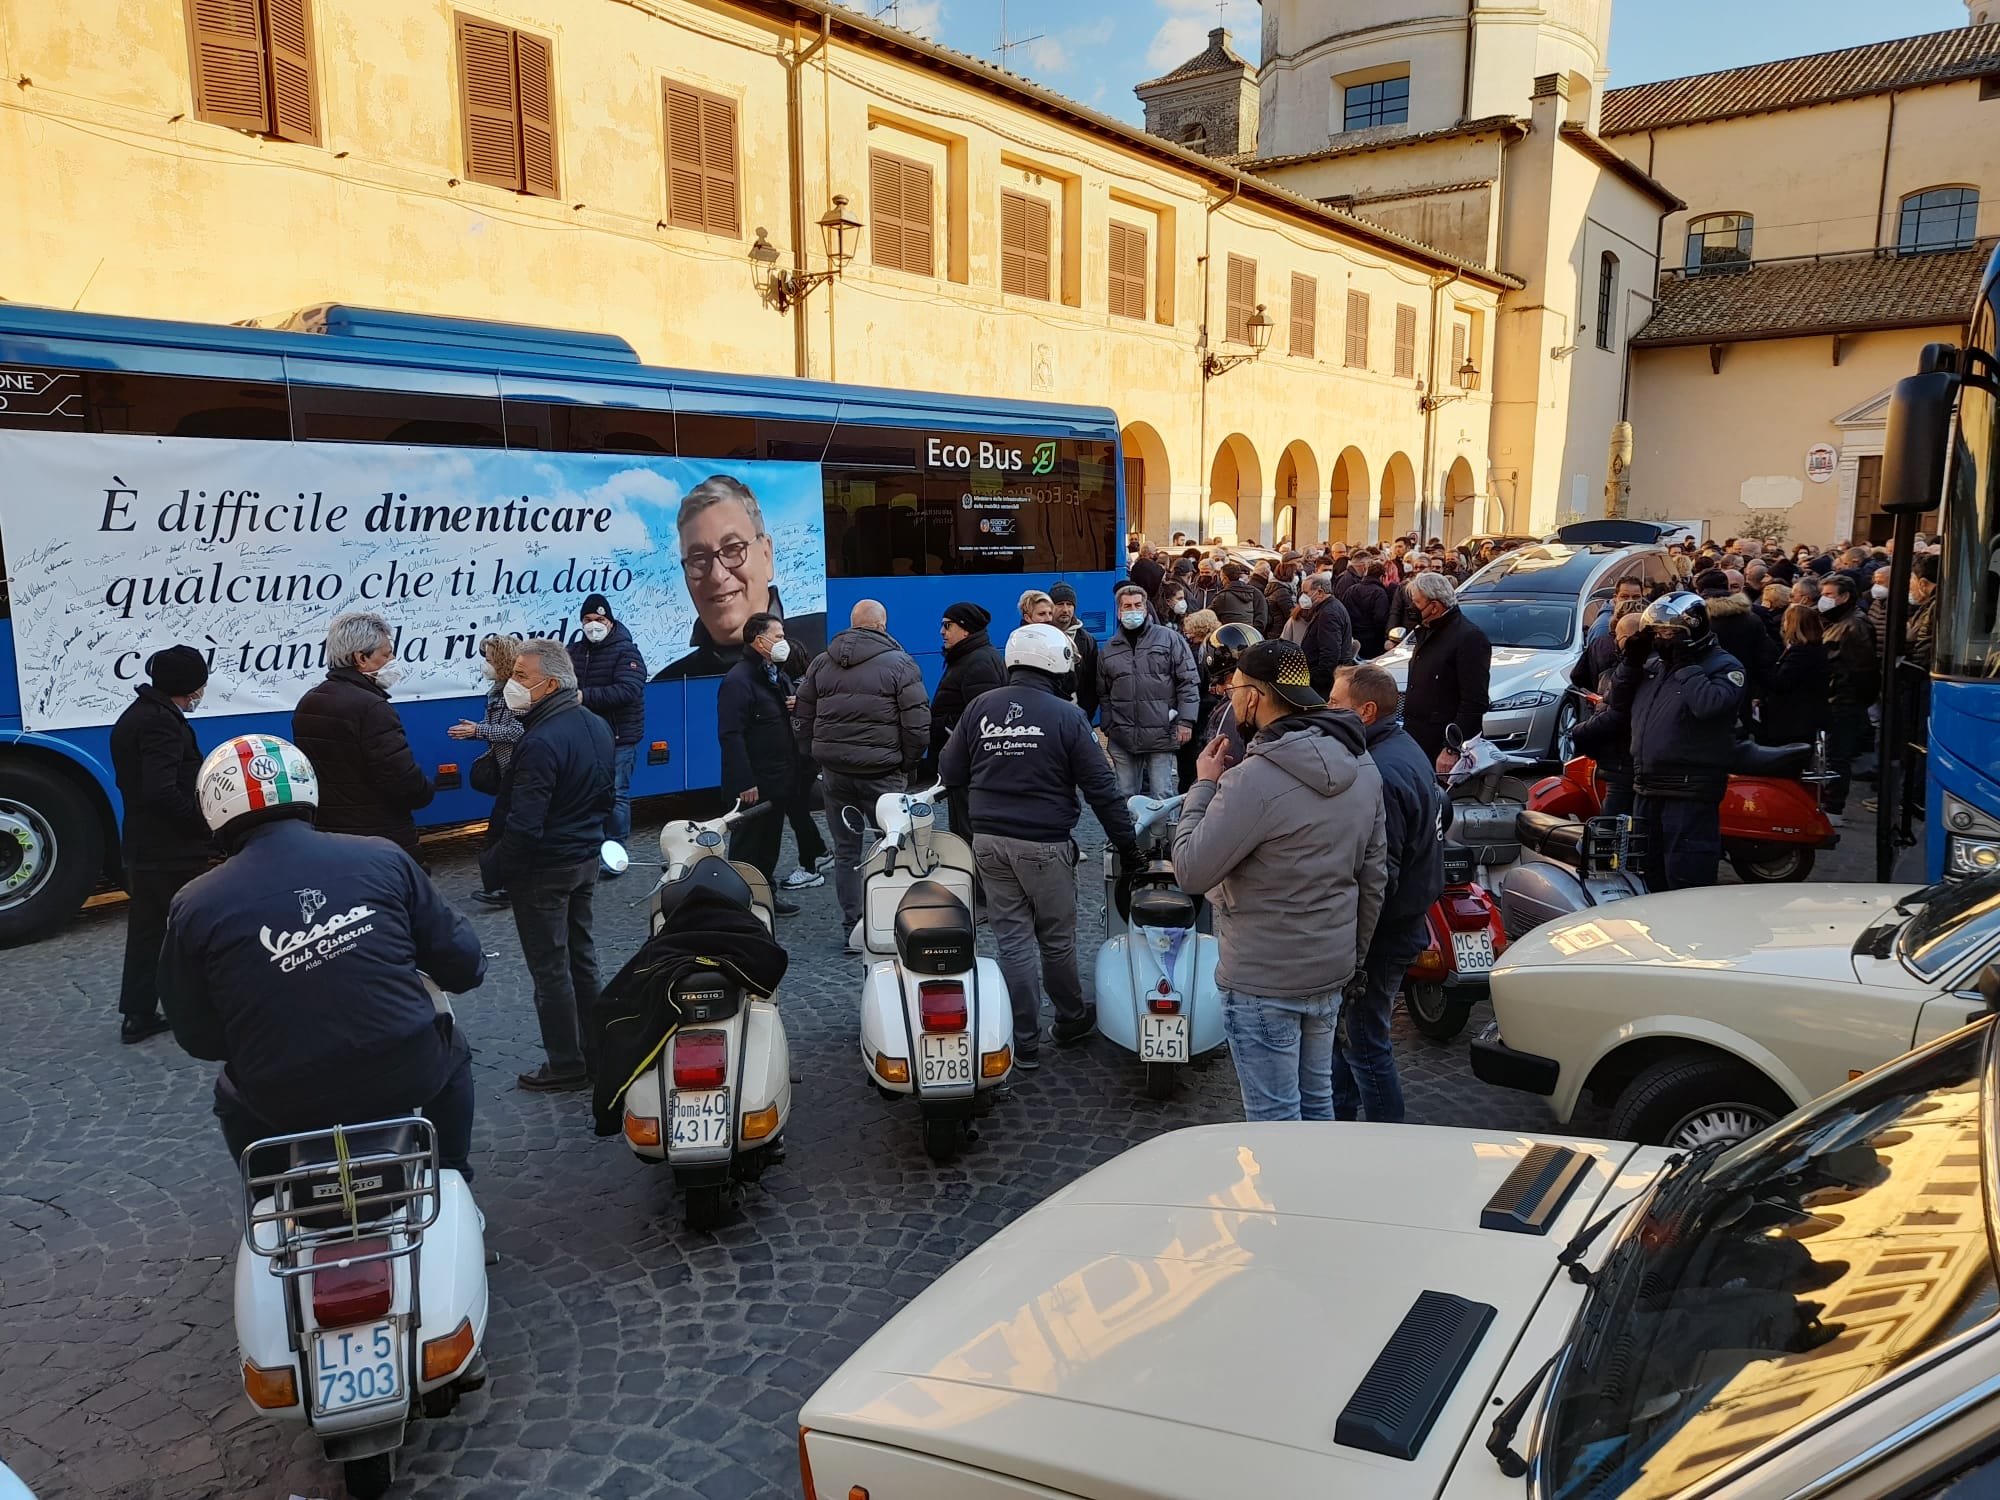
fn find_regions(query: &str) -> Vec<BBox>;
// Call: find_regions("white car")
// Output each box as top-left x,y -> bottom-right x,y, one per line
1473,876 -> 1999,1148
802,1017 -> 2000,1499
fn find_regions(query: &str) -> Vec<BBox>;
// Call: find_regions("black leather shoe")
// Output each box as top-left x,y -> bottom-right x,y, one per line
774,895 -> 802,916
516,1064 -> 590,1092
120,1014 -> 171,1044
1052,1007 -> 1097,1046
470,888 -> 509,907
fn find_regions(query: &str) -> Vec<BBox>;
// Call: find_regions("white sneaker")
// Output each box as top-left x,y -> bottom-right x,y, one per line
813,853 -> 836,873
782,868 -> 825,889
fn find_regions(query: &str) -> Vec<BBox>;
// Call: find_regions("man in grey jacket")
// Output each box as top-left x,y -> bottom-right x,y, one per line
1097,582 -> 1199,798
1173,640 -> 1388,1122
794,599 -> 930,944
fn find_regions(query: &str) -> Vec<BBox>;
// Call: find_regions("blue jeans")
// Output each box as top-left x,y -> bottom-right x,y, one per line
1108,742 -> 1177,799
1332,914 -> 1428,1123
1223,988 -> 1342,1121
606,742 -> 638,841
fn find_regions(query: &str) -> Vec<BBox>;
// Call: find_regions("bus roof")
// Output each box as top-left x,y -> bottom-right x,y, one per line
0,300 -> 1120,436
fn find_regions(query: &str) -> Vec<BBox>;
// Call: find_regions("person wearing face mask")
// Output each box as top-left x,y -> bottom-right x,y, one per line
567,594 -> 649,863
1097,583 -> 1199,798
451,633 -> 528,906
1816,574 -> 1879,824
1212,562 -> 1270,632
1400,572 -> 1492,774
108,645 -> 216,1044
926,602 -> 1007,835
1608,592 -> 1744,891
716,614 -> 812,914
1696,569 -> 1775,735
481,639 -> 617,1090
292,611 -> 435,859
1186,561 -> 1220,614
1156,580 -> 1192,627
1297,573 -> 1354,696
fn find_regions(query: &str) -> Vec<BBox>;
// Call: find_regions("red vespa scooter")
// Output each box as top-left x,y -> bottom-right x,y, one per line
1403,842 -> 1510,1042
1528,733 -> 1837,883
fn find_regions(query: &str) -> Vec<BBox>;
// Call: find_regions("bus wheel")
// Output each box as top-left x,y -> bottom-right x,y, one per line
0,762 -> 103,947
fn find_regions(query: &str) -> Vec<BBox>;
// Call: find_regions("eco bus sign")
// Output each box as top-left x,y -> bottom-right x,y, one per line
924,435 -> 1059,476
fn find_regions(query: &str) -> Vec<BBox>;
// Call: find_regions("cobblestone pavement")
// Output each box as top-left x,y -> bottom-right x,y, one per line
2,798 -> 1900,1500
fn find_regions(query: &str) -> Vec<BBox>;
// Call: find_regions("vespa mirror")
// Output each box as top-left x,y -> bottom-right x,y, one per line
599,839 -> 631,875
841,803 -> 868,833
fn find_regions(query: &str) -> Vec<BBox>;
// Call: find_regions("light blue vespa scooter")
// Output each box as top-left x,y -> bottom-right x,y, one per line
1094,794 -> 1224,1099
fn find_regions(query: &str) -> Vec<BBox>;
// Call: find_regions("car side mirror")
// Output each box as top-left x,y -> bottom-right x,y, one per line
1980,964 -> 2000,1014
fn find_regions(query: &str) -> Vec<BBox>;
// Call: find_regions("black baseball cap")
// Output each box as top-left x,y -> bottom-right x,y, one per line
1234,639 -> 1324,709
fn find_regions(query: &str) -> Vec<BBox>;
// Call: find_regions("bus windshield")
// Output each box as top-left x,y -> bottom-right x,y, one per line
1936,285 -> 2000,678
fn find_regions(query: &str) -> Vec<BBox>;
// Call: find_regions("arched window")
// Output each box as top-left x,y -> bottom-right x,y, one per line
1684,212 -> 1753,275
1899,187 -> 1981,255
1180,120 -> 1208,150
1596,253 -> 1619,350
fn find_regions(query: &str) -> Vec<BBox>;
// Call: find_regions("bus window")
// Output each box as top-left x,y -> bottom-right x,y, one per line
675,413 -> 756,460
0,368 -> 290,438
823,424 -> 926,469
503,399 -> 675,454
291,387 -> 506,447
758,418 -> 834,463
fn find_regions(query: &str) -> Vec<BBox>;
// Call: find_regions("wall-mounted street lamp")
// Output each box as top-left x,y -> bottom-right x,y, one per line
1201,304 -> 1273,379
1418,357 -> 1482,412
751,195 -> 863,312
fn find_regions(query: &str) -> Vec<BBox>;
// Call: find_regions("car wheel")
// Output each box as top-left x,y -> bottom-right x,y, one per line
1609,1056 -> 1789,1149
1552,696 -> 1583,763
1727,845 -> 1816,883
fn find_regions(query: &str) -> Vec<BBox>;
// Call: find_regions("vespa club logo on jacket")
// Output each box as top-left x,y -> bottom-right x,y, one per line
259,885 -> 379,974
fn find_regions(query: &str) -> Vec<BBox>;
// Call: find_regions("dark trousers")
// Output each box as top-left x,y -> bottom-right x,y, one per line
509,857 -> 602,1074
1331,913 -> 1428,1123
729,800 -> 784,883
824,768 -> 909,930
1637,793 -> 1723,892
1601,778 -> 1635,820
786,782 -> 828,868
1825,703 -> 1870,814
214,1047 -> 476,1179
119,862 -> 206,1021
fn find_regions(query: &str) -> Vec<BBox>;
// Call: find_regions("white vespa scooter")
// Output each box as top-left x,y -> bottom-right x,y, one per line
853,783 -> 1012,1163
618,803 -> 792,1231
1094,794 -> 1222,1099
234,1110 -> 487,1500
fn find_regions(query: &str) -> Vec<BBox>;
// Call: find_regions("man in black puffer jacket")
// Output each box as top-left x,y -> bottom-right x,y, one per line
1212,562 -> 1270,632
1697,570 -> 1775,735
929,601 -> 1007,838
794,600 -> 930,943
568,593 -> 649,851
482,639 -> 617,1091
292,611 -> 434,857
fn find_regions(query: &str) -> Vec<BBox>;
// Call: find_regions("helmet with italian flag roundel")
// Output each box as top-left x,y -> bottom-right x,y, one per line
197,734 -> 319,833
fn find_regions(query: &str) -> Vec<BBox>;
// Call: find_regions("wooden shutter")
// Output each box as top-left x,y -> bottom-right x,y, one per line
1225,254 -> 1256,343
1394,304 -> 1418,378
264,0 -> 318,144
870,153 -> 932,276
458,16 -> 522,190
665,84 -> 739,235
1345,290 -> 1370,367
1001,191 -> 1051,301
515,30 -> 558,197
900,159 -> 934,276
1450,322 -> 1468,384
187,0 -> 271,134
1289,273 -> 1316,357
1108,220 -> 1147,320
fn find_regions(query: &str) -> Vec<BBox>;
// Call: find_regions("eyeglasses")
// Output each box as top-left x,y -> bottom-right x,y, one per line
679,534 -> 763,579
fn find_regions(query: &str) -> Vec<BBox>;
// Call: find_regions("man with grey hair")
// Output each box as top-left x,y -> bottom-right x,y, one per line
654,474 -> 828,681
1400,570 -> 1491,771
292,610 -> 434,856
794,600 -> 930,946
1297,571 -> 1353,697
481,638 -> 617,1090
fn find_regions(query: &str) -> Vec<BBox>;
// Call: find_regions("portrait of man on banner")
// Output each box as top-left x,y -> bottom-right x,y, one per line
652,473 -> 828,681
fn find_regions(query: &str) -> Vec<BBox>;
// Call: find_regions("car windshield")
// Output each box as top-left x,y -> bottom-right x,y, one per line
1935,278 -> 2000,678
1898,871 -> 2000,980
1458,597 -> 1577,650
1540,1025 -> 1999,1500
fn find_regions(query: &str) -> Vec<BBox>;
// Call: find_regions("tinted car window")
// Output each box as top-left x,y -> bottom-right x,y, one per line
1899,873 -> 2000,980
1457,598 -> 1576,649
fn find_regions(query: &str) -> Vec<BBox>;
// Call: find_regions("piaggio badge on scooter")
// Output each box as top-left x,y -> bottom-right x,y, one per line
673,970 -> 740,1024
895,881 -> 976,975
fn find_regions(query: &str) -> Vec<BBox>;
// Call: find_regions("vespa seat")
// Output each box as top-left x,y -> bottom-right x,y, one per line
682,855 -> 756,910
894,881 -> 975,976
1516,810 -> 1588,866
1732,740 -> 1810,778
1128,882 -> 1199,929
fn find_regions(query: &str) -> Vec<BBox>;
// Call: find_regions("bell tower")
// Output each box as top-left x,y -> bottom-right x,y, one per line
1972,0 -> 1996,27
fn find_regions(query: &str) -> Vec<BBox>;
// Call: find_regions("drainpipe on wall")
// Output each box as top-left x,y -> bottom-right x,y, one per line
786,18 -> 831,380
1198,169 -> 1244,542
1874,90 -> 1899,251
1461,0 -> 1478,124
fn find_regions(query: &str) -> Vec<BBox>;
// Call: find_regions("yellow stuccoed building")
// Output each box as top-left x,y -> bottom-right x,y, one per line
0,0 -> 1518,550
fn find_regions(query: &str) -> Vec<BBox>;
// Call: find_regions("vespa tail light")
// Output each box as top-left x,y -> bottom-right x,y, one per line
1149,996 -> 1181,1014
919,981 -> 967,1033
1443,893 -> 1495,931
672,1030 -> 729,1091
309,1237 -> 393,1327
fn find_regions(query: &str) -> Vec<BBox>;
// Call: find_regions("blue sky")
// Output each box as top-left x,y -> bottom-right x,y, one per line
842,0 -> 1973,125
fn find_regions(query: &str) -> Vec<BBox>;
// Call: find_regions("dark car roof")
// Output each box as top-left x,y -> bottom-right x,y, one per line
1462,543 -> 1655,596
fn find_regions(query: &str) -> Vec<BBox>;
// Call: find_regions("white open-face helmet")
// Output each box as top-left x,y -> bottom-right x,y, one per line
1006,623 -> 1075,676
196,734 -> 319,832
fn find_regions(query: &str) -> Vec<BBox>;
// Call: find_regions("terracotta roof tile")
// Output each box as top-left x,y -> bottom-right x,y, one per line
1603,24 -> 2000,135
1137,27 -> 1252,90
1631,245 -> 1994,346
1238,116 -> 1526,172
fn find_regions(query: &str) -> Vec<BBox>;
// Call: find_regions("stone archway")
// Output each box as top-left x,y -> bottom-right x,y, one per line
1120,420 -> 1173,542
1380,452 -> 1417,542
1271,440 -> 1321,549
1330,446 -> 1370,545
1443,457 -> 1477,547
1207,433 -> 1263,545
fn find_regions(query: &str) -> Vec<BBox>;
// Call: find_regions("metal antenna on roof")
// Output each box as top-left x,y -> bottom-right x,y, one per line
994,0 -> 1044,69
872,0 -> 901,24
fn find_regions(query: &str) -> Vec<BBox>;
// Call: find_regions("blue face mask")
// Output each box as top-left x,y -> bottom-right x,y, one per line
1120,610 -> 1147,631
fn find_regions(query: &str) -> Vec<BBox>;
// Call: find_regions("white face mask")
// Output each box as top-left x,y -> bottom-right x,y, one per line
1816,595 -> 1839,613
1119,610 -> 1147,631
181,689 -> 204,715
768,639 -> 792,664
480,661 -> 497,681
503,678 -> 535,712
1870,583 -> 1889,600
371,664 -> 404,689
582,620 -> 610,643
1171,599 -> 1187,615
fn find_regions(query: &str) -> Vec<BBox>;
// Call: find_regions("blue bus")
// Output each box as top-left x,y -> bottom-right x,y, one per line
0,302 -> 1123,943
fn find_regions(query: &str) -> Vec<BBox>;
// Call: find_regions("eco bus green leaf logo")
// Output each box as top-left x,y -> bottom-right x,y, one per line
1031,442 -> 1057,475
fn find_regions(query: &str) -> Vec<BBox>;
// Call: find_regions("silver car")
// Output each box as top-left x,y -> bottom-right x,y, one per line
1377,537 -> 1672,759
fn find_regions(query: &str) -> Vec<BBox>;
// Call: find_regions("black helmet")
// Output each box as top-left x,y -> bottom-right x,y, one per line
1640,590 -> 1714,653
1204,622 -> 1264,679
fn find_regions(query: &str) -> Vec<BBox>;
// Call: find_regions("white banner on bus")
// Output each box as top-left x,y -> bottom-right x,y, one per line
0,432 -> 827,731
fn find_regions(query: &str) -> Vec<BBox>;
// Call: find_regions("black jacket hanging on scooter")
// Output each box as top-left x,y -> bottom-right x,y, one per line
588,879 -> 789,1136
